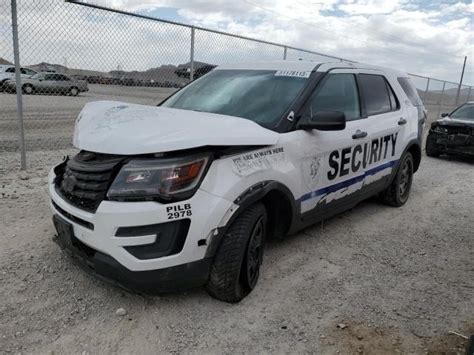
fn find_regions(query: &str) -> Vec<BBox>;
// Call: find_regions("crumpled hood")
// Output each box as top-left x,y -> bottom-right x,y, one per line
73,101 -> 279,154
437,117 -> 474,127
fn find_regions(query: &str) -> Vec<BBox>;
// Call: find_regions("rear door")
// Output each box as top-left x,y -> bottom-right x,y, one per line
295,69 -> 372,219
356,71 -> 407,194
55,74 -> 71,93
41,74 -> 57,92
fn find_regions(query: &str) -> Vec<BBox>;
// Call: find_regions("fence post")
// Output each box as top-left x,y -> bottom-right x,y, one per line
436,81 -> 446,119
283,46 -> 287,60
11,0 -> 26,170
467,86 -> 472,103
189,26 -> 195,82
423,78 -> 430,103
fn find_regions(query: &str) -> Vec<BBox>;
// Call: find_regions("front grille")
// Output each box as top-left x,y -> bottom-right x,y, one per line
55,151 -> 125,212
446,125 -> 472,135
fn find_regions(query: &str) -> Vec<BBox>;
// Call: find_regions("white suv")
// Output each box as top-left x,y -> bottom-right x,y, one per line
0,65 -> 37,91
49,61 -> 425,302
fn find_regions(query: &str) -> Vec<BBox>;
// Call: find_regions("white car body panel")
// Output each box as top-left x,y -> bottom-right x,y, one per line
73,101 -> 279,154
48,60 -> 423,283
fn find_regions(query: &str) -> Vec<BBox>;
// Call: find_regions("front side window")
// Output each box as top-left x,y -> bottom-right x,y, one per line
450,104 -> 474,120
23,68 -> 36,76
45,74 -> 55,81
359,74 -> 392,116
161,69 -> 310,128
303,73 -> 360,120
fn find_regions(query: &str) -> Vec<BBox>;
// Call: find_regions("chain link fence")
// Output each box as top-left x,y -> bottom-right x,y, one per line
0,0 -> 472,168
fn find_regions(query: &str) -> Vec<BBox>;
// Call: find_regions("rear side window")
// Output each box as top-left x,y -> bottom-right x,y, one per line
304,73 -> 361,120
358,74 -> 394,116
397,77 -> 422,106
5,67 -> 15,73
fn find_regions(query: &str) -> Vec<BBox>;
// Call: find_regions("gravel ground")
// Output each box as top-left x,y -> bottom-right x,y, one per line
0,149 -> 473,354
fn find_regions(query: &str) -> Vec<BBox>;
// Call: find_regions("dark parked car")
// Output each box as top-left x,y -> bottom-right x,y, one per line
426,102 -> 474,157
175,64 -> 216,80
4,73 -> 88,96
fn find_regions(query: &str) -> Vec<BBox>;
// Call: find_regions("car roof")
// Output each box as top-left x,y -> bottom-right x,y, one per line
215,60 -> 408,77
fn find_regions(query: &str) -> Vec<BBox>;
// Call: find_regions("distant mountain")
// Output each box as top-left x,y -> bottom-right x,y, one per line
28,62 -> 106,77
26,61 -> 210,85
0,57 -> 13,65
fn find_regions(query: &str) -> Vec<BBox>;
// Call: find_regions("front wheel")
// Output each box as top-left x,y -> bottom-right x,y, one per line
0,79 -> 7,92
69,86 -> 79,96
206,203 -> 266,303
379,152 -> 414,207
22,84 -> 34,95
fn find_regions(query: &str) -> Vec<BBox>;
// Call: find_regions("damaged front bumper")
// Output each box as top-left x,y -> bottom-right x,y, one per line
48,168 -> 235,293
426,131 -> 474,156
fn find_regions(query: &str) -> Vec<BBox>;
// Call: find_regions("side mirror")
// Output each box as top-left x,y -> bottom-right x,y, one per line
441,113 -> 449,117
298,110 -> 346,131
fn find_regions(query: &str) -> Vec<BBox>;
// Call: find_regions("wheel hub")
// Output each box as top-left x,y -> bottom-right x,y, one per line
246,217 -> 264,289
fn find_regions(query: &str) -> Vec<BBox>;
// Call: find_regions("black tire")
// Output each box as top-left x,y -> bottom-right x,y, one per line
206,203 -> 267,303
380,152 -> 414,207
69,86 -> 79,96
22,84 -> 34,95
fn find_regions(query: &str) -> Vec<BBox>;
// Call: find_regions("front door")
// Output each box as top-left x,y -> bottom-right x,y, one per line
294,70 -> 372,222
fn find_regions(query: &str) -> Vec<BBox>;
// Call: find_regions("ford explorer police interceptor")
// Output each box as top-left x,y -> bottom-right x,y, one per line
49,61 -> 425,303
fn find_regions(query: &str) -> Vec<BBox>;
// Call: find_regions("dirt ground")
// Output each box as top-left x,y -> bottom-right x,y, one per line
0,150 -> 473,354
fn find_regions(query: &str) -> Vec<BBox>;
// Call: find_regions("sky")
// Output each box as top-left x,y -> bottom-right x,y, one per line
0,0 -> 472,86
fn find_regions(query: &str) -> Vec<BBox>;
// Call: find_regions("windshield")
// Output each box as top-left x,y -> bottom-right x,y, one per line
450,104 -> 474,121
31,73 -> 45,80
161,69 -> 310,127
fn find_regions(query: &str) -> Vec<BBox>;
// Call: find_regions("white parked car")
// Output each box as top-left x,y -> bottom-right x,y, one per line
0,65 -> 37,91
49,61 -> 425,302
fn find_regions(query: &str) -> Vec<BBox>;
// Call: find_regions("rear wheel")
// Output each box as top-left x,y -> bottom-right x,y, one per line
206,203 -> 266,303
22,84 -> 34,95
69,87 -> 79,96
380,152 -> 414,207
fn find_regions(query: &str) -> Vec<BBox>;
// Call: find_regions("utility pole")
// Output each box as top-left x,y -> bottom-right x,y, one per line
455,56 -> 467,105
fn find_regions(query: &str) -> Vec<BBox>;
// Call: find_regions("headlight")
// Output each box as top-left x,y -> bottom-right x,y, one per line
433,126 -> 448,134
107,154 -> 210,202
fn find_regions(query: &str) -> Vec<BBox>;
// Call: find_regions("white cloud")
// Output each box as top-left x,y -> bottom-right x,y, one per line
0,0 -> 472,84
338,0 -> 403,15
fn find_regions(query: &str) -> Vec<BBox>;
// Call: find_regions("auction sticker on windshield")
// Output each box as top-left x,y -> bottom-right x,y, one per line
275,70 -> 311,78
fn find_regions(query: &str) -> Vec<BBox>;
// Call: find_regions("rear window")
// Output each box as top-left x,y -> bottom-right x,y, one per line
397,77 -> 423,106
359,74 -> 393,116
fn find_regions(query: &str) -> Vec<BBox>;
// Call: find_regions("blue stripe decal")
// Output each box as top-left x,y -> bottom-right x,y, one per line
299,159 -> 398,202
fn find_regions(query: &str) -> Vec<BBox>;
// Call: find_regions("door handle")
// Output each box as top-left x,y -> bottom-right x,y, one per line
398,118 -> 407,125
352,130 -> 368,139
